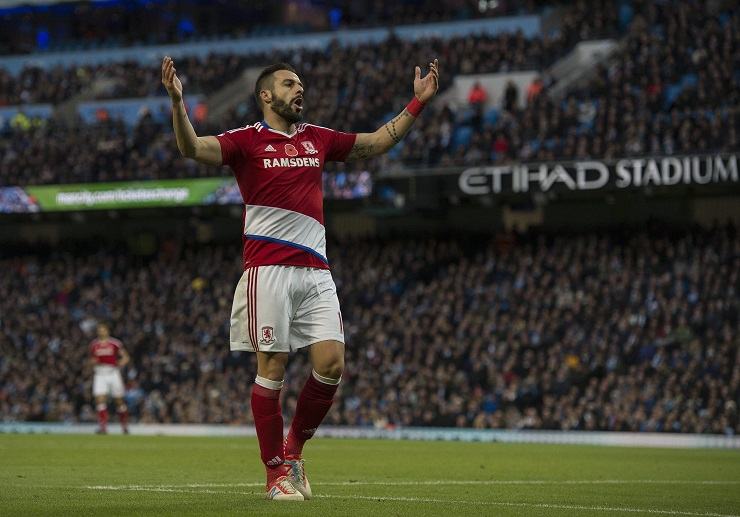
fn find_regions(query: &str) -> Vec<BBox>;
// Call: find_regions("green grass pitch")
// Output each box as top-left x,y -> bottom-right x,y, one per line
1,434 -> 739,516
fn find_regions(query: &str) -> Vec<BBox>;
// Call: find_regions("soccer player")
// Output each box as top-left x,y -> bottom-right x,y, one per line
89,323 -> 130,434
162,55 -> 439,500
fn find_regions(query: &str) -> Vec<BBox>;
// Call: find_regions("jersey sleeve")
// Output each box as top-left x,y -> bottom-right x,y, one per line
216,127 -> 253,168
315,126 -> 357,162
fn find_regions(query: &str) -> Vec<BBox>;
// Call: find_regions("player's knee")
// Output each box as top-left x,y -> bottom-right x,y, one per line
257,352 -> 288,380
314,355 -> 344,381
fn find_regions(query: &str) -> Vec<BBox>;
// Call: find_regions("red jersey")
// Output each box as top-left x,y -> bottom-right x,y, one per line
215,121 -> 356,270
90,338 -> 123,366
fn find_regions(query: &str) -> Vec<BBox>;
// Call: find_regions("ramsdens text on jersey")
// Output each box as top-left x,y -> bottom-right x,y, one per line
263,157 -> 321,168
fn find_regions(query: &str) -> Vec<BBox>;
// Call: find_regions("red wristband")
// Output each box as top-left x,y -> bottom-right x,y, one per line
406,97 -> 426,117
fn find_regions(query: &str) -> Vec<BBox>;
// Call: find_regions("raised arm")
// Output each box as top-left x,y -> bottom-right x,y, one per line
162,56 -> 222,166
346,59 -> 439,160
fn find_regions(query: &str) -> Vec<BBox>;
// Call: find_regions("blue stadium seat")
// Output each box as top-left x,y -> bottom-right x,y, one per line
457,108 -> 475,125
680,73 -> 697,89
452,125 -> 473,150
484,108 -> 499,126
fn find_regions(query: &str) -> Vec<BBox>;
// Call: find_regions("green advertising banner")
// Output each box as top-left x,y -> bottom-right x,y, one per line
0,171 -> 372,214
1,178 -> 237,213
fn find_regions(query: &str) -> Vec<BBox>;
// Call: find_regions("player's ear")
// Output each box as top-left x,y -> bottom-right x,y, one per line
260,89 -> 272,105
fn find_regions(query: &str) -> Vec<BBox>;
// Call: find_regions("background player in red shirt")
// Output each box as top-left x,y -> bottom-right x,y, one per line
89,323 -> 130,434
162,54 -> 438,500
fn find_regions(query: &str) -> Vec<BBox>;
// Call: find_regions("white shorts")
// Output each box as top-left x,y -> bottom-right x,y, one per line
230,265 -> 345,353
93,366 -> 125,398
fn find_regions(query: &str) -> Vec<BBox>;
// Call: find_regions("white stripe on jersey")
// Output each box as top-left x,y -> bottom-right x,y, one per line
218,123 -> 259,136
244,204 -> 327,262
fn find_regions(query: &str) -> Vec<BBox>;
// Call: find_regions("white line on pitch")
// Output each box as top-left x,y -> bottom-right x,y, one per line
79,486 -> 740,517
313,494 -> 740,517
84,479 -> 740,490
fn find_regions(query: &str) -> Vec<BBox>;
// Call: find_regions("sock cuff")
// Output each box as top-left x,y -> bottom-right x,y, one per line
96,403 -> 107,411
312,369 -> 341,385
255,375 -> 284,391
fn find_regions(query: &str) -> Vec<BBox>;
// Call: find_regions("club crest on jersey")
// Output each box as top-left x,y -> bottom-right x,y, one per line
284,143 -> 298,157
260,326 -> 276,345
301,141 -> 318,154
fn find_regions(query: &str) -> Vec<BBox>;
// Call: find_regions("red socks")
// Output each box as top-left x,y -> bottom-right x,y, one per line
251,379 -> 287,481
117,405 -> 129,432
96,403 -> 108,431
285,371 -> 340,459
252,371 -> 340,479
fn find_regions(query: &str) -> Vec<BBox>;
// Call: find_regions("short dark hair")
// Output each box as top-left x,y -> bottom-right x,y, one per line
254,63 -> 298,107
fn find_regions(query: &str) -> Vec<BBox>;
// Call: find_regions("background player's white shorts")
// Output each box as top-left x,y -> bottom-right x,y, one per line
92,365 -> 125,398
230,265 -> 345,353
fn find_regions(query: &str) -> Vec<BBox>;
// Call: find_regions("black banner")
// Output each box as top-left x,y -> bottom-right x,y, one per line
458,153 -> 739,195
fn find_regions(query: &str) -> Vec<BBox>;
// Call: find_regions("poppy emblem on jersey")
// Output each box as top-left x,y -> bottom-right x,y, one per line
301,141 -> 318,154
260,326 -> 276,345
284,143 -> 299,157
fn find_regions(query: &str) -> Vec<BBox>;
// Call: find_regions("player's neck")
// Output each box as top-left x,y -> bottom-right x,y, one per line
262,113 -> 296,135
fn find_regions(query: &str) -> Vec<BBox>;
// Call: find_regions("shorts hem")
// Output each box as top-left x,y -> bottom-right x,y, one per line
230,341 -> 291,353
291,333 -> 345,351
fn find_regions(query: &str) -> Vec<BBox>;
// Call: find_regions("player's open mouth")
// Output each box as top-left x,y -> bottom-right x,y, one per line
292,97 -> 303,112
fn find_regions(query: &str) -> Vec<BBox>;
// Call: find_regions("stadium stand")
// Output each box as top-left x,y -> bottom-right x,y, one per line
1,225 -> 737,433
450,0 -> 740,164
0,30 -> 547,186
2,1 -> 737,187
0,1 -> 620,186
0,0 -> 537,55
0,1 -> 738,438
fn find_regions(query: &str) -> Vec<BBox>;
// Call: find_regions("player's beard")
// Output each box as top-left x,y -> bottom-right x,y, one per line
270,96 -> 303,124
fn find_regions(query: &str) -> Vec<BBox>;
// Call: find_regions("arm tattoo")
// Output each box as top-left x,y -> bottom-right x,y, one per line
384,123 -> 401,144
384,109 -> 414,145
348,142 -> 375,160
347,109 -> 415,160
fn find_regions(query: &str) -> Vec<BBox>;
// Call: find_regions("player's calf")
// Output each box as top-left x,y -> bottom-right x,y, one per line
96,402 -> 108,434
117,404 -> 129,434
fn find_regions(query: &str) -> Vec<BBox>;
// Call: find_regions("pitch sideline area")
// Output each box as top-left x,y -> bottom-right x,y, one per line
1,435 -> 739,516
2,423 -> 739,449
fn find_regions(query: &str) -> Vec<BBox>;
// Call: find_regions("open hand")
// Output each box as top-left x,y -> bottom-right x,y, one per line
413,58 -> 439,103
162,56 -> 183,103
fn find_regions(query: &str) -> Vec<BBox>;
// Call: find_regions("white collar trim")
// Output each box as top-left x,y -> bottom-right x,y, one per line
265,127 -> 297,137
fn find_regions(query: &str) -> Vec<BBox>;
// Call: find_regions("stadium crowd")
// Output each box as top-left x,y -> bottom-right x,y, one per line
427,0 -> 740,166
0,28 -> 567,187
0,0 -> 626,186
0,0 -> 542,55
1,225 -> 737,434
1,2 -> 735,186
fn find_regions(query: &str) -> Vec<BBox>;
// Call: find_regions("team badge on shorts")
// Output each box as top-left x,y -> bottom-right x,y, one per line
260,326 -> 276,346
301,141 -> 318,154
284,143 -> 298,157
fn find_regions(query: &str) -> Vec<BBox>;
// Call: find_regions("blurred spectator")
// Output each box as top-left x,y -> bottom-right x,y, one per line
503,80 -> 519,112
468,81 -> 488,107
526,77 -> 543,102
